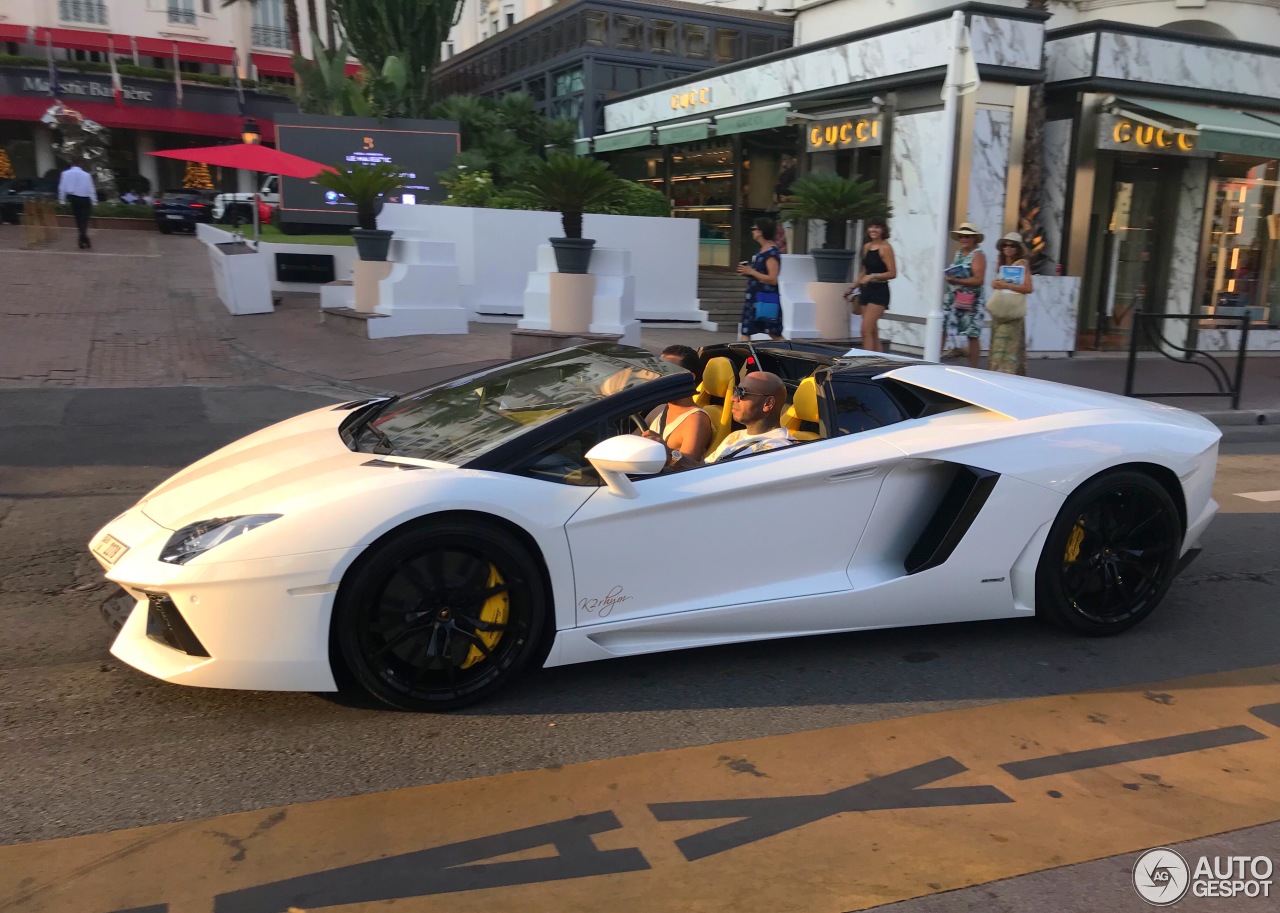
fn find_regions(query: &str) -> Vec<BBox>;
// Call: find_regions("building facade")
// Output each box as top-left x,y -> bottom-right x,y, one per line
432,0 -> 793,140
0,0 -> 349,195
592,0 -> 1280,353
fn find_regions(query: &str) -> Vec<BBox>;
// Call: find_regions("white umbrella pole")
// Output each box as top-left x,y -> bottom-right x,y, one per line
252,188 -> 260,248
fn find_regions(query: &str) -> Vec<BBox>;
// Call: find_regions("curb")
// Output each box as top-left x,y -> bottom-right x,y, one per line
1199,410 -> 1280,427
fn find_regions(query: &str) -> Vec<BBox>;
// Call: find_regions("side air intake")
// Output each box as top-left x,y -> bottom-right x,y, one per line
904,466 -> 999,574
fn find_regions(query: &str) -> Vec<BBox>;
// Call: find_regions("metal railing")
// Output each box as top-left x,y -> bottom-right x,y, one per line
1123,309 -> 1251,410
59,0 -> 108,25
251,24 -> 290,49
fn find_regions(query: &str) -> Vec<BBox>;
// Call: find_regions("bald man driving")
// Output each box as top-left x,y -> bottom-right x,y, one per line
663,370 -> 795,471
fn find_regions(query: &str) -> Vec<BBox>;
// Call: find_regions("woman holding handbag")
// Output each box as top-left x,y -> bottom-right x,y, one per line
943,223 -> 987,367
738,217 -> 784,341
987,231 -> 1034,374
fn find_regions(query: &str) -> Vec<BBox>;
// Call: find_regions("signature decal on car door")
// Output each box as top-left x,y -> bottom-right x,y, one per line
578,586 -> 632,618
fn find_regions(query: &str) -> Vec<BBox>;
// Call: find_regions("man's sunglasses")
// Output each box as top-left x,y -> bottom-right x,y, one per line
733,385 -> 770,400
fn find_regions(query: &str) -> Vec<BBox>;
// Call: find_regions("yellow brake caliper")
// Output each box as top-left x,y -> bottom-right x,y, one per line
461,563 -> 508,669
1064,522 -> 1085,564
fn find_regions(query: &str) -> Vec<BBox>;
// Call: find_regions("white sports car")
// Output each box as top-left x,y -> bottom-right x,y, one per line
89,343 -> 1220,711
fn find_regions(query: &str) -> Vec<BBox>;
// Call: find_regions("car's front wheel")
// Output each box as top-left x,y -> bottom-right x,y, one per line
1036,469 -> 1183,635
333,519 -> 549,711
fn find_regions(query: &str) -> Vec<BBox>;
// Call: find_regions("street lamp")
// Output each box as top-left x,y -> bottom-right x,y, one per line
241,118 -> 261,145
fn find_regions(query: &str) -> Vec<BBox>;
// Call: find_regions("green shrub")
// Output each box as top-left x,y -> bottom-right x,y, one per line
56,202 -> 153,218
598,181 -> 671,218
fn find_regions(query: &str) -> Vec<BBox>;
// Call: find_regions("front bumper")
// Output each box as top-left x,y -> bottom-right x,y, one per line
92,508 -> 348,692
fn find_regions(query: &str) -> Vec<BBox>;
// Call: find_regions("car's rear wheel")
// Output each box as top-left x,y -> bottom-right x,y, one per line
334,520 -> 548,711
1036,469 -> 1182,635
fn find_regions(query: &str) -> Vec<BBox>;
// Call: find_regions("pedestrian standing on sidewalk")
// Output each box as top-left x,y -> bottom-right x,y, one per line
987,231 -> 1034,375
853,216 -> 896,352
737,217 -> 784,342
943,222 -> 987,367
58,158 -> 97,250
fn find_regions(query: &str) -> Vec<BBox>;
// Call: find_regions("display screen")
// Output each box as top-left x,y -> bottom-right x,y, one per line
275,115 -> 460,225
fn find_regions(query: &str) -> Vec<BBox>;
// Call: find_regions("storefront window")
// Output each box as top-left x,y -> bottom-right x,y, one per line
552,66 -> 584,96
683,24 -> 709,60
650,20 -> 677,55
1202,158 -> 1280,327
715,28 -> 742,64
615,14 -> 643,51
585,11 -> 607,47
671,142 -> 734,266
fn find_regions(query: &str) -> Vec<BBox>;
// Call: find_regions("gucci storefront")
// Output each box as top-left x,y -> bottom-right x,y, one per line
1043,21 -> 1280,352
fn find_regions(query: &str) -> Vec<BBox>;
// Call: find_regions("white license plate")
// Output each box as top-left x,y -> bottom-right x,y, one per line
92,533 -> 129,567
166,214 -> 184,220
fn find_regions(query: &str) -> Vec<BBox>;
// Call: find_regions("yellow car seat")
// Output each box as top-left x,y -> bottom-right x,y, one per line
781,376 -> 822,441
694,356 -> 736,453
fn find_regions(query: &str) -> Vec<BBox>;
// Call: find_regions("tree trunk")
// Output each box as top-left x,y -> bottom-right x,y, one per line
326,2 -> 338,52
305,0 -> 320,47
562,210 -> 583,239
1019,0 -> 1050,273
285,0 -> 302,57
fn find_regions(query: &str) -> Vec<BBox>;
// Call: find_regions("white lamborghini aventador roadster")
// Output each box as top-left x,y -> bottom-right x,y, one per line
89,342 -> 1220,710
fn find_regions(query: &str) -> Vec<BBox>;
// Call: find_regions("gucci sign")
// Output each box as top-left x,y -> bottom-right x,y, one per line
805,117 -> 881,151
1098,114 -> 1207,157
670,87 -> 711,110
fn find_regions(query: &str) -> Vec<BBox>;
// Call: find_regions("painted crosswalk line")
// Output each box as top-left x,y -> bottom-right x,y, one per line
1237,490 -> 1280,502
2,665 -> 1279,913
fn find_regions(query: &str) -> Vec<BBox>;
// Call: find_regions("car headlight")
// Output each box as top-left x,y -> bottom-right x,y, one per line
160,515 -> 281,565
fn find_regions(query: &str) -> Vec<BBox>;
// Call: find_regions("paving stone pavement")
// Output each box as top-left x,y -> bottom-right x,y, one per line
3,227 -> 1279,423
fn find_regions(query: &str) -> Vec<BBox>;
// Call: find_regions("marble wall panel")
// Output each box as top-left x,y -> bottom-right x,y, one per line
1095,33 -> 1280,99
1198,328 -> 1280,352
606,19 -> 954,131
1162,159 -> 1209,349
1040,120 -> 1072,268
971,16 -> 1043,71
1027,276 -> 1080,352
966,108 -> 1012,254
1045,34 -> 1095,83
881,109 -> 949,353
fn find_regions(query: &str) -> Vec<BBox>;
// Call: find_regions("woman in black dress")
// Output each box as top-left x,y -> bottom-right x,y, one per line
737,217 -> 784,341
853,217 -> 896,352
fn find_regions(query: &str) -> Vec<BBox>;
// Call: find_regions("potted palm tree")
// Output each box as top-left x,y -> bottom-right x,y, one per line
313,162 -> 404,261
780,173 -> 892,283
514,154 -> 624,274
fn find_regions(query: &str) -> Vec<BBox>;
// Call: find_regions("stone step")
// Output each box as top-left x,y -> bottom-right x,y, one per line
321,307 -> 386,338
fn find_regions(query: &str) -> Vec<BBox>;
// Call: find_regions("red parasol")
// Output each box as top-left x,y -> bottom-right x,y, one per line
147,142 -> 333,179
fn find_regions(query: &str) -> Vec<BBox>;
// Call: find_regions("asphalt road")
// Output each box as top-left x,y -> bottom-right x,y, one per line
1,386 -> 1279,912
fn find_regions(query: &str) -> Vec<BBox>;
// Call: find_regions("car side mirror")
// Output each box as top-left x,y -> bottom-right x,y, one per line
586,435 -> 667,498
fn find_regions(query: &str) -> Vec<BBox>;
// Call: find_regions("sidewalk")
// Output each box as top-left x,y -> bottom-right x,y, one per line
2,228 -> 1277,425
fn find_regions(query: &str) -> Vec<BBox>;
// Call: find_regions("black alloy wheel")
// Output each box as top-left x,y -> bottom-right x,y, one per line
334,520 -> 548,711
1036,469 -> 1182,635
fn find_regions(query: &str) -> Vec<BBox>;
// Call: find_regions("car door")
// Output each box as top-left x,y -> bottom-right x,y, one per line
563,428 -> 903,628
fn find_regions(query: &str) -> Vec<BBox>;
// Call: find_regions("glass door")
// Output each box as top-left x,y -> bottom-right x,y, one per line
1081,163 -> 1178,350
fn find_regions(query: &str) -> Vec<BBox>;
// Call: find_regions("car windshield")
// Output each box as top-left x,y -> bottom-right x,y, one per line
361,344 -> 680,464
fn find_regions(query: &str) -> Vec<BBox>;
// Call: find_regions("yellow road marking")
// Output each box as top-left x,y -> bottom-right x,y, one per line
3,666 -> 1279,913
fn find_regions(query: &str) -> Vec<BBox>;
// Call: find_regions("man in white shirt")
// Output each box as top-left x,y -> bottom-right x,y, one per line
57,159 -> 98,249
662,370 -> 795,471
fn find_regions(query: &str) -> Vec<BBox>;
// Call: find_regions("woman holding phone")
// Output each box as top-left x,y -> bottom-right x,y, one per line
737,217 -> 784,341
988,231 -> 1034,375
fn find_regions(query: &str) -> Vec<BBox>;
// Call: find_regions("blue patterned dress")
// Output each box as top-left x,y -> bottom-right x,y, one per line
944,249 -> 986,339
740,245 -> 783,337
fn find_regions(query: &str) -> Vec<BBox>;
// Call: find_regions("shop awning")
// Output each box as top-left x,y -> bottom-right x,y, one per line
0,23 -> 31,43
132,37 -> 236,65
573,138 -> 592,157
1116,98 -> 1280,160
657,118 -> 711,145
34,27 -> 113,52
592,125 -> 655,153
250,53 -> 294,78
713,102 -> 791,136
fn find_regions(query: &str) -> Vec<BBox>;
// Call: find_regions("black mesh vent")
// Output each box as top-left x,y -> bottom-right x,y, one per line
146,594 -> 210,657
